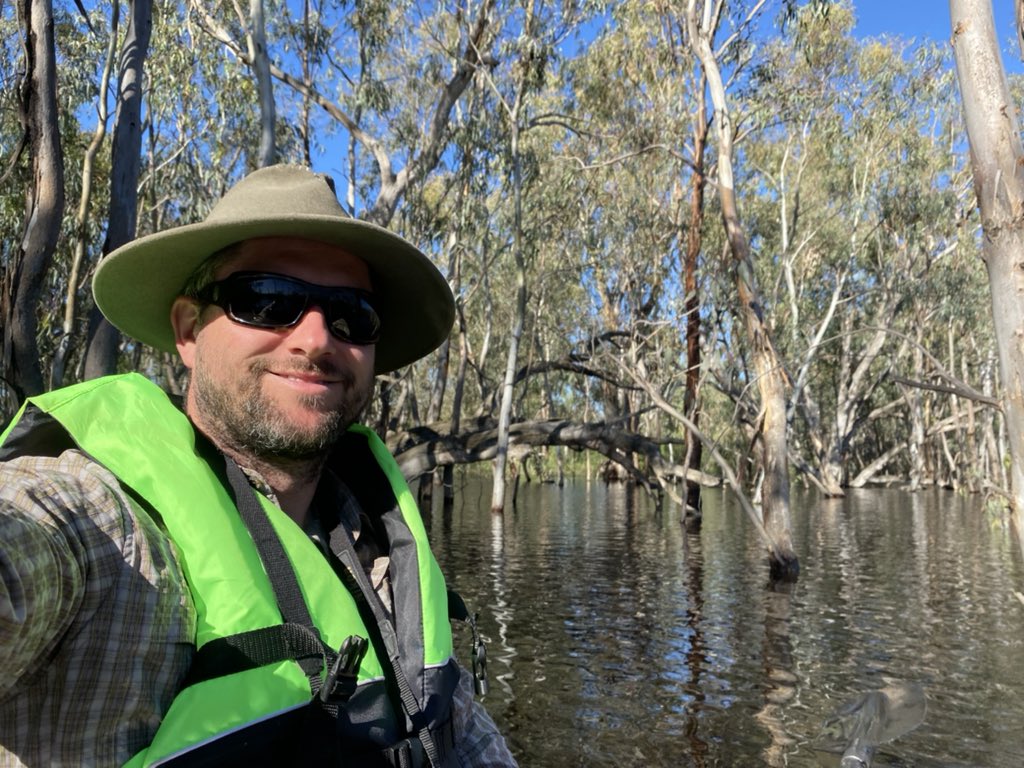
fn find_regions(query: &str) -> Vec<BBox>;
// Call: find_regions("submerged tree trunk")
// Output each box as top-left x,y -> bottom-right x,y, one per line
682,77 -> 708,527
491,118 -> 527,514
4,0 -> 65,402
950,0 -> 1024,542
489,1 -> 538,515
687,0 -> 798,580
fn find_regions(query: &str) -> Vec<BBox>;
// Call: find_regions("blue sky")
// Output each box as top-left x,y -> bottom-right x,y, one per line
852,0 -> 1024,73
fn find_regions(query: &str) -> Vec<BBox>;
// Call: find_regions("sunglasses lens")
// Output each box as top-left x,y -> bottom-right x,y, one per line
208,272 -> 381,345
327,293 -> 381,345
227,276 -> 307,327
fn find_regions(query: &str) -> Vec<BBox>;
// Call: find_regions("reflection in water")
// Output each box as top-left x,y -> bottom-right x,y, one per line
431,480 -> 1024,767
755,583 -> 798,767
489,509 -> 516,698
680,529 -> 708,767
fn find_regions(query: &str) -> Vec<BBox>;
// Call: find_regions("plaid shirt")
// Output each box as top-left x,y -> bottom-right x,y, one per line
0,449 -> 515,767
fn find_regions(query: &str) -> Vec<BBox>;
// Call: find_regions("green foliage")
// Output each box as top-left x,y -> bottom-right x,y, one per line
0,0 -> 1002,493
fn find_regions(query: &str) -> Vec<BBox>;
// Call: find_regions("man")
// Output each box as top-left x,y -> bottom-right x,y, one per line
0,165 -> 516,767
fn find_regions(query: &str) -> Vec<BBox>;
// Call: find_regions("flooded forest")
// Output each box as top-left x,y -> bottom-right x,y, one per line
3,0 -> 1024,556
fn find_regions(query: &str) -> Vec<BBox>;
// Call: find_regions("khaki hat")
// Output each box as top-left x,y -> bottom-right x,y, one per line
92,164 -> 454,373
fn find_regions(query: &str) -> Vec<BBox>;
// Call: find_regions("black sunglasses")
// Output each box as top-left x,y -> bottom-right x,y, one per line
195,271 -> 381,345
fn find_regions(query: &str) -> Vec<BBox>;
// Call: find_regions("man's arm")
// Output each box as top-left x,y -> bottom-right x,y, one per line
0,450 -> 195,764
450,662 -> 518,767
0,455 -> 94,695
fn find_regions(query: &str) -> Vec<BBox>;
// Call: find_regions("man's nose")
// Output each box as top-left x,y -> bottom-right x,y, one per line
285,304 -> 335,355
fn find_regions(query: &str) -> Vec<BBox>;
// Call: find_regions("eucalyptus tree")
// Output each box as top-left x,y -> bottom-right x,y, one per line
549,1 -> 705,496
395,81 -> 492,500
2,2 -> 128,413
687,0 -> 798,579
83,0 -> 152,379
53,0 -> 119,389
740,7 -> 983,495
1,4 -> 28,418
676,20 -> 711,522
471,0 -> 582,513
879,145 -> 991,493
248,0 -> 275,167
950,0 -> 1024,539
188,0 -> 496,225
3,0 -> 65,403
569,16 -> 679,419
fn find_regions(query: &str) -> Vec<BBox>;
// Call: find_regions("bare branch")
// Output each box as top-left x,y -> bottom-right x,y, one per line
892,375 -> 1002,409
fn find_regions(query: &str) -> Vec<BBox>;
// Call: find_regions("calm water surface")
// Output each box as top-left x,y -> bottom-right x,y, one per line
427,479 -> 1024,767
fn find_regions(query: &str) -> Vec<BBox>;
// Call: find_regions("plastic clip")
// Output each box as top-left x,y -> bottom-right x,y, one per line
470,613 -> 489,697
320,634 -> 368,704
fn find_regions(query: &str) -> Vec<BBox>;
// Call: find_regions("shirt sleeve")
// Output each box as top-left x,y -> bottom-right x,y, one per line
450,660 -> 518,767
0,451 -> 127,697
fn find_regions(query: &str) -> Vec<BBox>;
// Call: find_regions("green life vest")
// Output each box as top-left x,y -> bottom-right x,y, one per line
0,373 -> 458,766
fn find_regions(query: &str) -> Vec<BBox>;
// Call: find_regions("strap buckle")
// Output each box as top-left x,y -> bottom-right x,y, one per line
385,737 -> 426,768
319,634 -> 368,704
447,589 -> 489,696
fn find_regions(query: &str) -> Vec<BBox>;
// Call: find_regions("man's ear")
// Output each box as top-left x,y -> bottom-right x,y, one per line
171,297 -> 202,369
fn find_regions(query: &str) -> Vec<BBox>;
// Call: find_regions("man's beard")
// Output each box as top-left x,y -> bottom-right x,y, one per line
191,356 -> 372,462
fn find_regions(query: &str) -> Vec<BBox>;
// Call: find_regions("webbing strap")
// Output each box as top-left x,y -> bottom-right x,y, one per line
208,456 -> 439,766
223,458 -> 323,679
327,524 -> 442,768
183,622 -> 330,689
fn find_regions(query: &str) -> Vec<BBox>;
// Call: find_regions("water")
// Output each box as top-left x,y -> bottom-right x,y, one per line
427,479 -> 1024,767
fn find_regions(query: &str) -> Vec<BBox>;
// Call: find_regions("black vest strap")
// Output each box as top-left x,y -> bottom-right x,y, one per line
327,521 -> 443,768
224,459 -> 315,628
222,457 -> 324,680
447,590 -> 489,697
179,452 -> 442,767
183,622 -> 330,689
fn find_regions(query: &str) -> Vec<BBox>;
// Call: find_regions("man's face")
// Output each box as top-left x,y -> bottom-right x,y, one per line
172,236 -> 376,462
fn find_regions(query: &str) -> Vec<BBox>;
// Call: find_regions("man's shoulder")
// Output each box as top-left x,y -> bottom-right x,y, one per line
2,448 -> 149,532
1,374 -> 181,458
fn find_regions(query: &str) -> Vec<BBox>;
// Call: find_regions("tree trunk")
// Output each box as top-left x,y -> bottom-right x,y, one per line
4,0 -> 65,402
53,0 -> 120,389
491,119 -> 527,514
444,153 -> 475,506
950,0 -> 1024,540
905,342 -> 926,491
249,0 -> 276,167
682,80 -> 707,525
84,0 -> 152,379
687,0 -> 798,579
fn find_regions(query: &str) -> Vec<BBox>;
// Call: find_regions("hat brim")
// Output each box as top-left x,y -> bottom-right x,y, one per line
93,214 -> 455,374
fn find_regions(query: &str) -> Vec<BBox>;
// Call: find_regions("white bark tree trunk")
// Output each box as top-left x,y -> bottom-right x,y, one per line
687,0 -> 798,579
249,0 -> 276,167
950,0 -> 1024,539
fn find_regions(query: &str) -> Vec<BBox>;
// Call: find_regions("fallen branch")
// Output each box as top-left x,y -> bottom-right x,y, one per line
390,418 -> 720,491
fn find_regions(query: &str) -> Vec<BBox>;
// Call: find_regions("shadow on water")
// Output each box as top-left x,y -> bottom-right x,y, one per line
429,478 -> 1024,767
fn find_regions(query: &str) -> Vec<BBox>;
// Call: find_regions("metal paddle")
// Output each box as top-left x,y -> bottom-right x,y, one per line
816,682 -> 927,767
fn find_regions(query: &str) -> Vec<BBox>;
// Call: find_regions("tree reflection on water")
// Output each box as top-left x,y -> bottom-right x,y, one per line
431,479 -> 1024,767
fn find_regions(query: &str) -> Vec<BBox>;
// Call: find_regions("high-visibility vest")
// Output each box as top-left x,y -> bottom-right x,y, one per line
0,373 -> 458,766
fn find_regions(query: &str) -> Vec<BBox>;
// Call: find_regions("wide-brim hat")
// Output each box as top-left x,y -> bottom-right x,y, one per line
92,164 -> 455,373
